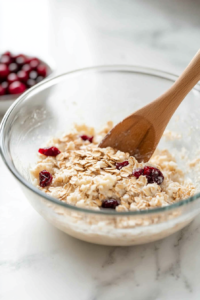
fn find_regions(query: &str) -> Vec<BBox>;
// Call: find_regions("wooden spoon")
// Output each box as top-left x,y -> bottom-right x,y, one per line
99,50 -> 200,162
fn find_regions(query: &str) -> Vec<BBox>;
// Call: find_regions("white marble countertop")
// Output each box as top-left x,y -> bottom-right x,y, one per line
1,0 -> 200,299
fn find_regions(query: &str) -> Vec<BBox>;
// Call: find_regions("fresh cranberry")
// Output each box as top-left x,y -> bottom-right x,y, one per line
36,76 -> 44,83
9,63 -> 19,73
116,161 -> 129,170
9,81 -> 26,94
26,57 -> 35,63
25,57 -> 32,63
29,70 -> 38,80
22,64 -> 32,73
37,64 -> 47,77
15,55 -> 27,66
7,73 -> 18,84
13,53 -> 24,59
143,166 -> 164,185
1,81 -> 9,93
2,51 -> 12,57
132,168 -> 144,179
0,84 -> 6,95
17,70 -> 28,83
26,79 -> 36,88
102,199 -> 119,209
38,147 -> 61,157
0,55 -> 12,65
39,170 -> 52,187
0,64 -> 9,79
80,135 -> 93,143
29,58 -> 40,69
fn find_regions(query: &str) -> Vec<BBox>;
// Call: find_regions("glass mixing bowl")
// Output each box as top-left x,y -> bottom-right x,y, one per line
1,66 -> 200,246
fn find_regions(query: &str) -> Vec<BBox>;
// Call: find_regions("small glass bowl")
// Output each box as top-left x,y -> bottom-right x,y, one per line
0,52 -> 55,115
1,65 -> 200,246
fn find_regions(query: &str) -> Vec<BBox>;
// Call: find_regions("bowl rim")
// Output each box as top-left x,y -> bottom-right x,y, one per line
1,65 -> 200,216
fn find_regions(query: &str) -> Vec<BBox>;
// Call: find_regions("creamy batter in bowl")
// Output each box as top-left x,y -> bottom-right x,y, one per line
1,66 -> 200,246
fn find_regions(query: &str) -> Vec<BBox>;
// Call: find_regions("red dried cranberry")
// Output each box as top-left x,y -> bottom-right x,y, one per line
36,76 -> 44,83
29,70 -> 38,80
9,63 -> 19,73
9,81 -> 26,94
37,64 -> 47,77
17,70 -> 28,83
102,199 -> 119,209
132,168 -> 144,179
39,170 -> 52,187
29,58 -> 40,69
22,64 -> 32,73
116,161 -> 129,170
26,79 -> 36,88
0,55 -> 12,65
143,166 -> 164,185
7,73 -> 18,84
0,64 -> 9,79
0,84 -> 6,95
80,135 -> 93,143
38,147 -> 61,157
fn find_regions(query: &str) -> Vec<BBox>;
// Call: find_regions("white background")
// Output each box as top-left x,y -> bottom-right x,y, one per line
1,0 -> 200,299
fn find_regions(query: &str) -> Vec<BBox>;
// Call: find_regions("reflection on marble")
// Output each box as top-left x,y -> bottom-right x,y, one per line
1,0 -> 200,299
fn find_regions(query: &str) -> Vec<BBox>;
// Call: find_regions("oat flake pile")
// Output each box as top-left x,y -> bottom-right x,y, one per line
31,122 -> 195,212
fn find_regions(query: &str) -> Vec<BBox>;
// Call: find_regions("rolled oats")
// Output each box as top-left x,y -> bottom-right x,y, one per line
31,122 -> 195,211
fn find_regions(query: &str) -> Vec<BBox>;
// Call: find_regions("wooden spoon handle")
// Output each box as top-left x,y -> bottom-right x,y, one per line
143,49 -> 200,130
133,50 -> 200,136
159,50 -> 200,109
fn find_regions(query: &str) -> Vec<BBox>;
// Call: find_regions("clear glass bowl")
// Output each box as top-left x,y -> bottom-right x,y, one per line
1,65 -> 200,246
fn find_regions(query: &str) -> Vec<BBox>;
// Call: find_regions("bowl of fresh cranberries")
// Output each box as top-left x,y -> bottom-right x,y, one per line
0,51 -> 54,114
1,66 -> 200,246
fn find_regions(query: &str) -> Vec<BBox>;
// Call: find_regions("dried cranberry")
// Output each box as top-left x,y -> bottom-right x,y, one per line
29,70 -> 38,80
0,84 -> 6,95
116,161 -> 129,170
9,81 -> 26,94
80,135 -> 93,143
0,64 -> 9,79
132,168 -> 144,179
37,64 -> 47,77
7,73 -> 18,84
17,70 -> 28,83
102,199 -> 119,209
9,63 -> 19,73
39,170 -> 52,187
143,166 -> 164,185
38,147 -> 61,157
